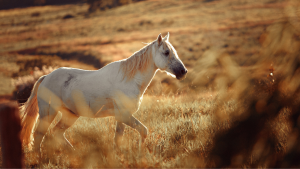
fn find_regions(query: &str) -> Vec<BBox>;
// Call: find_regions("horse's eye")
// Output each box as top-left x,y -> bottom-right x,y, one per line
164,50 -> 169,56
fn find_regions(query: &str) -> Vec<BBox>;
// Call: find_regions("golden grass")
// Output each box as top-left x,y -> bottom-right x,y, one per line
19,21 -> 299,168
22,92 -> 221,168
1,0 -> 300,168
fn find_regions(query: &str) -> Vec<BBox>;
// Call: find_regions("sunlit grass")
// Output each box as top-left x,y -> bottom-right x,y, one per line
1,0 -> 299,168
21,92 -> 244,168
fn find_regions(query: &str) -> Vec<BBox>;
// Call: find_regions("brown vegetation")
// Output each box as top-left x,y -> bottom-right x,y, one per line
86,0 -> 145,12
1,0 -> 300,168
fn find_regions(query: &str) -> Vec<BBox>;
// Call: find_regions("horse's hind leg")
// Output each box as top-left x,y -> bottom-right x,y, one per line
33,108 -> 57,153
52,108 -> 79,150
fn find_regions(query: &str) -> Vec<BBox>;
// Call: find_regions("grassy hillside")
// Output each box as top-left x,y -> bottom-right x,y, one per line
0,0 -> 289,94
1,0 -> 300,168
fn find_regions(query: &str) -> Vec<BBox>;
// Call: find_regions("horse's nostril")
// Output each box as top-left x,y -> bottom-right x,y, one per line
181,69 -> 186,74
180,69 -> 187,74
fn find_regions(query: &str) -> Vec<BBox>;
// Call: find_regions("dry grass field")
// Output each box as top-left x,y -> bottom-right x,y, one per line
1,0 -> 300,168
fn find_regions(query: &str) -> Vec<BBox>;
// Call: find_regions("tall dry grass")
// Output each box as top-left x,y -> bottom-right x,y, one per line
9,5 -> 300,167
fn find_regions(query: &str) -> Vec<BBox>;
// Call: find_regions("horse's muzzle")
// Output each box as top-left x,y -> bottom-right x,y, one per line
175,67 -> 188,80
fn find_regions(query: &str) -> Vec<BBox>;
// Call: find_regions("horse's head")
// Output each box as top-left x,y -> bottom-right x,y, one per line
153,33 -> 188,80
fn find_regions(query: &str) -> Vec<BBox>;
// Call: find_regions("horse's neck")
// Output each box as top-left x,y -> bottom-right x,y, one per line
133,60 -> 157,95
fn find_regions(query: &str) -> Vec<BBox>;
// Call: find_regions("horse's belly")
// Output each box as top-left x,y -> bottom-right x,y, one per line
92,98 -> 115,118
63,96 -> 115,118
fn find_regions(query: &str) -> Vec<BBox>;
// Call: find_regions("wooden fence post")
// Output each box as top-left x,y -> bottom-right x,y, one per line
0,101 -> 24,168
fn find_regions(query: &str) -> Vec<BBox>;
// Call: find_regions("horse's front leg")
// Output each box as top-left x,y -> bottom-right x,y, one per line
114,121 -> 125,148
118,114 -> 148,143
130,116 -> 148,143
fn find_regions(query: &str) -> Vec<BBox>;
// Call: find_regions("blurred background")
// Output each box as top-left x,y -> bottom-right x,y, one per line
1,0 -> 300,168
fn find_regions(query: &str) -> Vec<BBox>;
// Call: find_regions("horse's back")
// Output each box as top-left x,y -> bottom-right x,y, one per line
37,64 -> 123,116
40,67 -> 94,93
37,67 -> 95,114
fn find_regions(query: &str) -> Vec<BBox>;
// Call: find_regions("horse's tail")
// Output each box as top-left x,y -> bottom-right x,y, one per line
20,75 -> 46,150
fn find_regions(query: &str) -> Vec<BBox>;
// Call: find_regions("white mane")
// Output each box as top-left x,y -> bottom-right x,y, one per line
120,41 -> 155,79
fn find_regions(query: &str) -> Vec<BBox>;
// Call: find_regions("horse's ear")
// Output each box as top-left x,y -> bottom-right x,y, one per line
157,33 -> 162,46
163,32 -> 169,41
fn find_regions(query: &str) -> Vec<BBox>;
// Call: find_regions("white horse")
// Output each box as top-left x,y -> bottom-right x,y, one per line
20,33 -> 187,153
